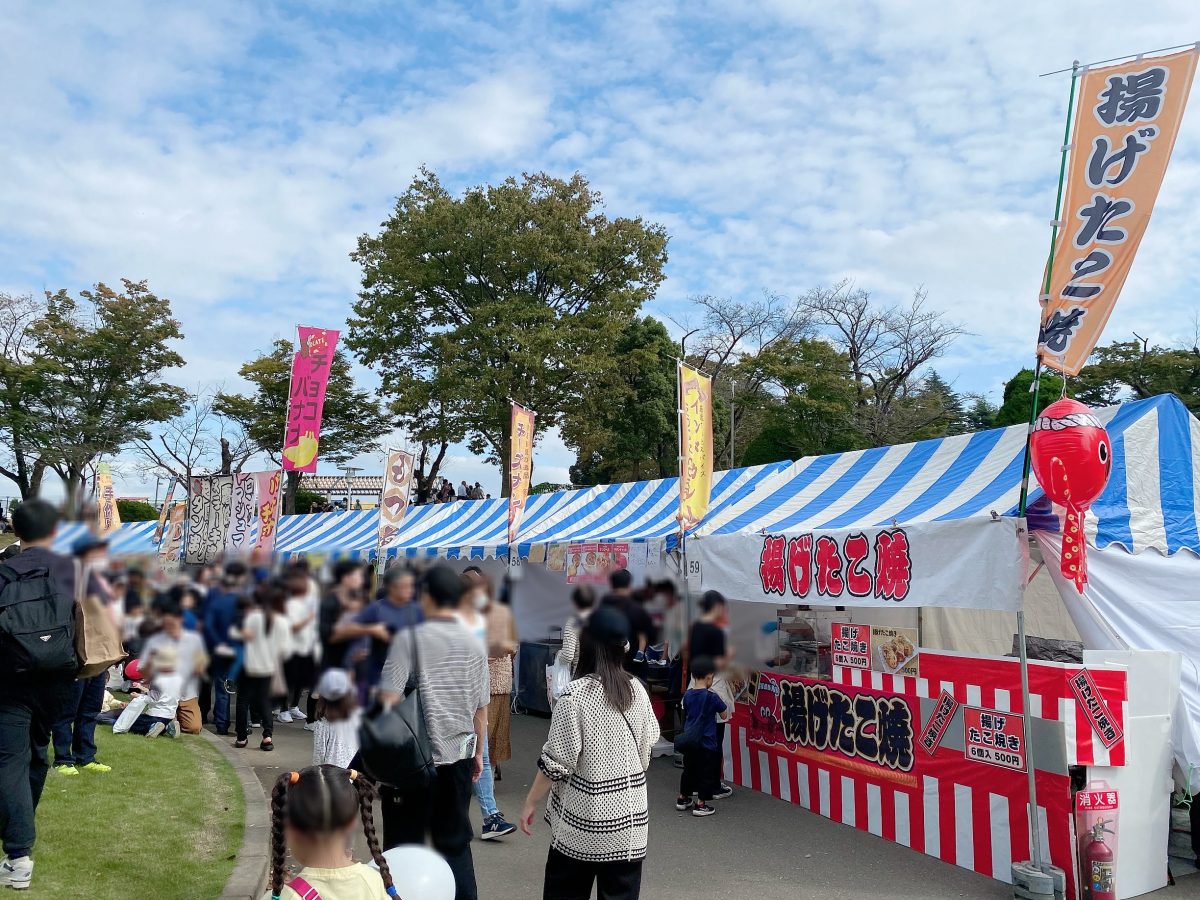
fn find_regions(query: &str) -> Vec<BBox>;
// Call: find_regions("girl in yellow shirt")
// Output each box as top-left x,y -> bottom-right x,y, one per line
267,766 -> 395,900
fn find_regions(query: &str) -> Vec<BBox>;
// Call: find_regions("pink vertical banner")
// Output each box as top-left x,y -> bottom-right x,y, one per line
253,469 -> 283,554
282,326 -> 340,474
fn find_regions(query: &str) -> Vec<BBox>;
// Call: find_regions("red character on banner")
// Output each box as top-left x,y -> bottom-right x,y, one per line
787,535 -> 812,595
760,536 -> 786,595
843,532 -> 871,596
874,529 -> 912,600
814,536 -> 844,595
1030,398 -> 1112,593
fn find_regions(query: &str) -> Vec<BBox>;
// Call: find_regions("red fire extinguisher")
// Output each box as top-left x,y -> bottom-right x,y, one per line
1083,818 -> 1115,900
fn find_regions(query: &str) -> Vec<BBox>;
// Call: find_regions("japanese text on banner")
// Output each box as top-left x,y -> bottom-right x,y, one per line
152,481 -> 176,545
282,326 -> 340,473
377,449 -> 415,553
253,470 -> 282,554
677,362 -> 713,529
508,404 -> 536,545
96,463 -> 121,537
1040,49 -> 1198,375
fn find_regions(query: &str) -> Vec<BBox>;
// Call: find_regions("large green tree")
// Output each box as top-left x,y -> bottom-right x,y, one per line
33,281 -> 186,511
993,367 -> 1070,427
739,336 -> 861,464
214,341 -> 391,514
0,292 -> 51,498
1075,336 -> 1200,414
563,316 -> 677,485
348,168 -> 669,494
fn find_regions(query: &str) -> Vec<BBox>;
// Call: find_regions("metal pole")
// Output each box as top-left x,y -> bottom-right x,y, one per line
677,361 -> 692,672
1015,60 -> 1080,877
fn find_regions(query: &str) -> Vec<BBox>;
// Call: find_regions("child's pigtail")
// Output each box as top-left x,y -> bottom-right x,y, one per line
269,772 -> 294,899
350,771 -> 395,894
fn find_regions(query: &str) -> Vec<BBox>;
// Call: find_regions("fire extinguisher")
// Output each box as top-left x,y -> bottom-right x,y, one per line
1083,818 -> 1115,900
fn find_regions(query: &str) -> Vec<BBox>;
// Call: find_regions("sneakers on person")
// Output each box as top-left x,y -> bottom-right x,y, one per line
692,802 -> 716,818
675,795 -> 694,811
481,813 -> 517,840
166,721 -> 180,739
81,762 -> 112,774
0,856 -> 33,889
713,783 -> 734,800
146,722 -> 166,739
303,721 -> 318,732
249,721 -> 260,730
54,764 -> 79,777
276,710 -> 293,724
289,707 -> 307,721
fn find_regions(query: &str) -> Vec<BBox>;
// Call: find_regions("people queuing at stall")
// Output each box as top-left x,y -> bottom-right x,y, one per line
0,494 -> 736,899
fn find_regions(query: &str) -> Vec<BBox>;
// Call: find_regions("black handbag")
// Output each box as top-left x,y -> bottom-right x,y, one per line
358,626 -> 436,791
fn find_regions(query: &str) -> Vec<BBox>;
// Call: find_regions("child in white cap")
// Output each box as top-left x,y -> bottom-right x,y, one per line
311,669 -> 360,768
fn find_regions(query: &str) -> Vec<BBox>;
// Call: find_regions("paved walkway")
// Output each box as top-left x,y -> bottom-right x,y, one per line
219,712 -> 1200,899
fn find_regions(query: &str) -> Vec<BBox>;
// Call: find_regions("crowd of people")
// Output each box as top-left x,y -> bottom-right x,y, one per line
427,478 -> 489,504
0,495 -> 735,900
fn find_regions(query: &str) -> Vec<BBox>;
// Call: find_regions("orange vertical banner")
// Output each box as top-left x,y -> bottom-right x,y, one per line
508,403 -> 536,546
678,362 -> 713,530
1040,49 -> 1198,375
253,469 -> 283,554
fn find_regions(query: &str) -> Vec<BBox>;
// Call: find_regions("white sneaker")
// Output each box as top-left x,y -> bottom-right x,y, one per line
0,856 -> 31,889
303,722 -> 318,732
288,707 -> 307,721
276,710 -> 293,724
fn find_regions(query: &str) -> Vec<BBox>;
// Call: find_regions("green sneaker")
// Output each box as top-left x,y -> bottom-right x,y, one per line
81,762 -> 112,774
54,764 -> 80,777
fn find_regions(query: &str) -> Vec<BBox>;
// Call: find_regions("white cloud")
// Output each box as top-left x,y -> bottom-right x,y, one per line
4,0 -> 1200,499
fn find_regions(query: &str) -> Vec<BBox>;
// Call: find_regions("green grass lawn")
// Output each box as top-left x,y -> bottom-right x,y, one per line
28,728 -> 243,899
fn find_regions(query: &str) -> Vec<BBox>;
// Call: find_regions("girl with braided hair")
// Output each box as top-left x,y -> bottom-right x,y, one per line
268,765 -> 396,900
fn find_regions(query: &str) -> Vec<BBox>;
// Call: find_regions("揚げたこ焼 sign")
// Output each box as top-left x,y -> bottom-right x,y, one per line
964,707 -> 1026,772
1040,49 -> 1198,375
1069,668 -> 1124,749
694,517 -> 1024,610
282,326 -> 340,474
831,622 -> 870,670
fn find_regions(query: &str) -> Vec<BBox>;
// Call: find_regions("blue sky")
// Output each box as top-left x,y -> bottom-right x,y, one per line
3,1 -> 1200,500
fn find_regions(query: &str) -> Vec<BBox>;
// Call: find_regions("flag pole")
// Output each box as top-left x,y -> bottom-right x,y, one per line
676,360 -> 691,694
1014,60 -> 1080,881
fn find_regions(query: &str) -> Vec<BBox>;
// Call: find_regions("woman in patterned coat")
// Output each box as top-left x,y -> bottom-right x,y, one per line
519,606 -> 660,900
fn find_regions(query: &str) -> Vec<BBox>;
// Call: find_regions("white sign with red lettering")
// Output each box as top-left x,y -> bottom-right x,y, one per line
694,517 -> 1024,610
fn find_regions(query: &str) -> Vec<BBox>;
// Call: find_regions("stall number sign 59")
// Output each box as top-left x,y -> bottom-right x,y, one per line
685,558 -> 702,589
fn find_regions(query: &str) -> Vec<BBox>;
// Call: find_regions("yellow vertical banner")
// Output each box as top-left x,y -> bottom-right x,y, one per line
508,403 -> 536,546
1040,49 -> 1198,375
678,362 -> 713,530
95,463 -> 121,537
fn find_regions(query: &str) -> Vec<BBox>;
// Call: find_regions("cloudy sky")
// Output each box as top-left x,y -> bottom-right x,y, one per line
3,1 -> 1200,499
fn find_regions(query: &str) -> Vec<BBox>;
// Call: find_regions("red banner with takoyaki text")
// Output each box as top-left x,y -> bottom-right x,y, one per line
728,667 -> 1079,896
282,326 -> 339,474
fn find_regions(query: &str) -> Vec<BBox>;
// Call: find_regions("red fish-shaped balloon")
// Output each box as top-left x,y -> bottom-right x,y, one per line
1030,398 -> 1112,592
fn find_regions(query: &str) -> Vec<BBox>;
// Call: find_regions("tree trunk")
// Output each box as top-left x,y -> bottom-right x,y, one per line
220,437 -> 233,475
28,459 -> 45,498
284,470 -> 301,515
499,414 -> 512,499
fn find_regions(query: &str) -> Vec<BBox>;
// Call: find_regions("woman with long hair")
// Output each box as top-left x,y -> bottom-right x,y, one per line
234,578 -> 288,751
520,606 -> 660,900
555,585 -> 595,676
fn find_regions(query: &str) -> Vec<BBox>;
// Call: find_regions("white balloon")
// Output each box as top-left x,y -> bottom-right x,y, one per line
370,844 -> 456,900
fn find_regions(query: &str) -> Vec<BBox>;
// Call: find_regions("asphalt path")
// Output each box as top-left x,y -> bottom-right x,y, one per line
231,712 -> 1199,899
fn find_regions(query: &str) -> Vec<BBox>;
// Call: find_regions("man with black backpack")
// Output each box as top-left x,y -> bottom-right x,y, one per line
0,499 -> 87,891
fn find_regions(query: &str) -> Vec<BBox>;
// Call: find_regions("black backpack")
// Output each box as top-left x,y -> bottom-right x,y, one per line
358,626 -> 436,792
0,564 -> 79,679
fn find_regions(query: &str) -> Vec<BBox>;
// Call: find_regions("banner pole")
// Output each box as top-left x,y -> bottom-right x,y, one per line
676,361 -> 692,694
1015,61 -> 1080,880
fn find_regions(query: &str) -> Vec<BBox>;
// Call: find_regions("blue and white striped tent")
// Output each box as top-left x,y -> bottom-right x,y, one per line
52,463 -> 787,560
695,394 -> 1200,556
51,395 -> 1198,560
